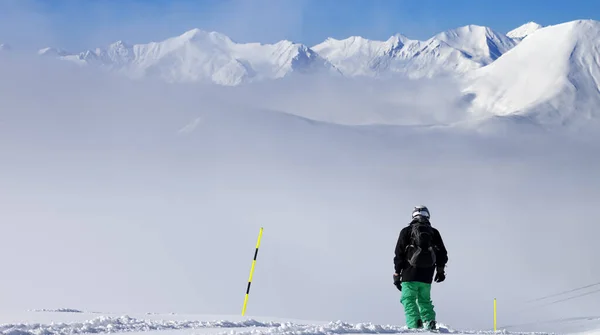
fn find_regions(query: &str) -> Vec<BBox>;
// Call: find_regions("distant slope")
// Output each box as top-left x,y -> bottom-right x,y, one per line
462,20 -> 600,131
40,29 -> 339,85
32,24 -> 518,83
434,24 -> 517,63
311,34 -> 407,77
507,22 -> 543,40
312,25 -> 516,79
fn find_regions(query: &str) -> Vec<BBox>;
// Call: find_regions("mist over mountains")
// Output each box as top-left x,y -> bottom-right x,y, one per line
4,19 -> 600,134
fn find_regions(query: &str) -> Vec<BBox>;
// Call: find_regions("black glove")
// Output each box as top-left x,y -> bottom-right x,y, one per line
434,266 -> 446,283
393,273 -> 402,291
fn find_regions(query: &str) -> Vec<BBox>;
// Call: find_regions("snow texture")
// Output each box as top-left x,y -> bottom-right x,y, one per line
34,29 -> 339,85
0,316 -> 279,335
507,22 -> 543,40
462,19 -> 600,132
312,24 -> 516,79
28,23 -> 521,84
29,309 -> 84,313
0,316 -> 551,335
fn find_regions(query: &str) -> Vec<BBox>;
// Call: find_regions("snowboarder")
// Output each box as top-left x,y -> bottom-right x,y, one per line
393,205 -> 448,330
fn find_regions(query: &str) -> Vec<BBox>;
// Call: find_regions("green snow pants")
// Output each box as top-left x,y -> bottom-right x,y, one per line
400,281 -> 436,329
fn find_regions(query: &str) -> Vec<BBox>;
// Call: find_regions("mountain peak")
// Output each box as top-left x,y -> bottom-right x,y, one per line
109,40 -> 131,49
177,28 -> 231,44
433,24 -> 517,63
463,19 -> 600,129
507,21 -> 543,39
38,47 -> 70,57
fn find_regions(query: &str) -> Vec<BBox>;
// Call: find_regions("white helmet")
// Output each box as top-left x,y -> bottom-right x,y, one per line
412,205 -> 430,219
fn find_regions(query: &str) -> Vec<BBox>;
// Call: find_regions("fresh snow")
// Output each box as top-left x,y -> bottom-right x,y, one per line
4,311 -> 600,335
29,23 -> 521,84
433,25 -> 517,64
35,29 -> 339,85
311,34 -> 408,77
312,25 -> 516,79
507,22 -> 543,40
38,47 -> 71,57
0,311 -> 565,335
462,19 -> 600,131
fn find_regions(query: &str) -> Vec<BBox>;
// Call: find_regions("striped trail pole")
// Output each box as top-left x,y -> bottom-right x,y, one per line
242,227 -> 263,316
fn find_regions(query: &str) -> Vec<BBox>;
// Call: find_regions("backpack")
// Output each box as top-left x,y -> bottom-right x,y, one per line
405,222 -> 437,268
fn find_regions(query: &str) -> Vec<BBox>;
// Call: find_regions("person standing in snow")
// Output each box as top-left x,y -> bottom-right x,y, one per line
393,205 -> 448,330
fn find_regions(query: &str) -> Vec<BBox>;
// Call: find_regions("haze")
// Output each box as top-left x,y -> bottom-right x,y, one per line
1,22 -> 600,335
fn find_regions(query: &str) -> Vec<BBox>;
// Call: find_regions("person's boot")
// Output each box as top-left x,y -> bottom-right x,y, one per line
416,320 -> 423,329
427,320 -> 437,330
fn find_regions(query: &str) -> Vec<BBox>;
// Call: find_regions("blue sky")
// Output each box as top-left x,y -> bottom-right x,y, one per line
1,0 -> 600,51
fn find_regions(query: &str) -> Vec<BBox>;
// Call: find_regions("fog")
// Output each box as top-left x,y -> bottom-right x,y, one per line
1,54 -> 600,333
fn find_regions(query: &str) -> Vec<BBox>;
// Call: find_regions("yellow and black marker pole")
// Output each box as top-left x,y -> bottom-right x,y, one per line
242,227 -> 264,316
493,298 -> 497,332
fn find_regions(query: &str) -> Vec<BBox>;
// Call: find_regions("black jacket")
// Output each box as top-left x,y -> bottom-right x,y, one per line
394,219 -> 448,284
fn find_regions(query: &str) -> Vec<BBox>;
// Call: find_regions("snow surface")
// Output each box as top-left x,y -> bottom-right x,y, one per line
462,19 -> 600,132
507,22 -> 543,40
312,25 -> 515,79
311,35 -> 408,77
433,25 -> 516,64
23,23 -> 521,84
33,29 -> 339,85
0,311 -> 569,335
2,311 -> 600,335
38,47 -> 72,57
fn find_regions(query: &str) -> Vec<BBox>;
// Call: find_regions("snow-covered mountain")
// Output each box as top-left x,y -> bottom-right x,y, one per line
310,34 -> 408,77
6,18 -> 600,132
507,22 -> 543,40
38,47 -> 72,57
312,25 -> 517,78
462,19 -> 600,131
41,29 -> 340,85
30,22 -> 527,84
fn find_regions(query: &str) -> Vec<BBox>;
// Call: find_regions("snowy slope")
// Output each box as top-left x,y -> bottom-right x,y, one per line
3,310 -> 600,335
38,47 -> 71,57
507,22 -> 543,40
44,29 -> 339,85
0,310 -> 568,335
461,19 -> 600,131
34,24 -> 520,83
312,25 -> 516,78
311,34 -> 408,76
434,25 -> 517,64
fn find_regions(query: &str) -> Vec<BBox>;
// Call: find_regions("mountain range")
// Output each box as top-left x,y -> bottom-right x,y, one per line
3,19 -> 600,132
7,21 -> 543,85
